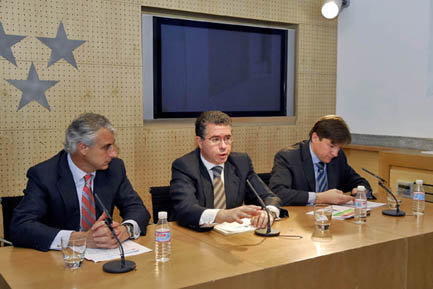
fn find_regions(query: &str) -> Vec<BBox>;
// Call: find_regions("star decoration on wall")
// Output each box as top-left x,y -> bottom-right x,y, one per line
0,21 -> 26,66
37,21 -> 86,69
7,63 -> 59,111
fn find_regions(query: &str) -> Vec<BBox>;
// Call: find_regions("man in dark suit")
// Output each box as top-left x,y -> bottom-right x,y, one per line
269,115 -> 372,206
170,111 -> 286,231
10,113 -> 150,251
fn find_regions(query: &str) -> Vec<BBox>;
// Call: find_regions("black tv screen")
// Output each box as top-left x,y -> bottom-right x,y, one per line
153,17 -> 288,118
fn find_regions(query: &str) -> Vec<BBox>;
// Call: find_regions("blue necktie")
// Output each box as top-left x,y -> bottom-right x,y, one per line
316,162 -> 328,192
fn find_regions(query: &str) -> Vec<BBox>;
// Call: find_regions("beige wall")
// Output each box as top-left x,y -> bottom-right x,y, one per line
0,0 -> 338,219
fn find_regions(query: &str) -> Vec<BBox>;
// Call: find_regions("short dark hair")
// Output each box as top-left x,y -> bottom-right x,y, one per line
309,115 -> 351,145
64,113 -> 114,153
195,111 -> 232,138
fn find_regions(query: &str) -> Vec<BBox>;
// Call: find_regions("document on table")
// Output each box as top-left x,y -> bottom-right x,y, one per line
343,200 -> 386,209
85,240 -> 152,262
306,201 -> 386,220
214,218 -> 256,235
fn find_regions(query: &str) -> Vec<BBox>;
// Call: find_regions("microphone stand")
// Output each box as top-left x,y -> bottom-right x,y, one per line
378,182 -> 405,217
361,168 -> 405,217
94,193 -> 136,273
246,178 -> 280,237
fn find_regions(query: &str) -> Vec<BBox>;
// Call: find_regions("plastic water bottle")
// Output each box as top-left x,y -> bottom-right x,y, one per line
155,211 -> 171,262
354,185 -> 367,224
412,180 -> 425,216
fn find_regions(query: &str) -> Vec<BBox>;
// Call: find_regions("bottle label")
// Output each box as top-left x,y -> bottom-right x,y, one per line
354,199 -> 367,208
156,230 -> 171,242
413,192 -> 425,201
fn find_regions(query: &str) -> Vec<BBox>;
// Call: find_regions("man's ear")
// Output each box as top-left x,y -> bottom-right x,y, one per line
195,136 -> 203,150
311,132 -> 319,143
77,142 -> 89,156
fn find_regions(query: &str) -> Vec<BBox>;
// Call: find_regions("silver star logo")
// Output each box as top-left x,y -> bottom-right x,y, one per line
7,63 -> 59,111
37,21 -> 86,69
0,21 -> 26,66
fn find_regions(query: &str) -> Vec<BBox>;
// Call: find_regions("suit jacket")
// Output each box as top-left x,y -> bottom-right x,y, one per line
269,140 -> 372,206
10,150 -> 150,251
170,148 -> 285,231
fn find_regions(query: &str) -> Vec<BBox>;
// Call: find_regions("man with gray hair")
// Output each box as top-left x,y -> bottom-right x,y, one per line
11,113 -> 150,251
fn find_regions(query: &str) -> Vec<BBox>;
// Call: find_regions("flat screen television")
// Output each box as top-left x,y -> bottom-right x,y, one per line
152,16 -> 290,118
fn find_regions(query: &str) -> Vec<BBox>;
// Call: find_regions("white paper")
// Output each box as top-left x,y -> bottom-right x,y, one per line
421,151 -> 433,154
85,240 -> 152,263
343,200 -> 386,209
214,218 -> 256,235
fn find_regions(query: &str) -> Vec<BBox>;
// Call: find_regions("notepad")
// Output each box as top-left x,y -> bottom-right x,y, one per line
214,218 -> 256,235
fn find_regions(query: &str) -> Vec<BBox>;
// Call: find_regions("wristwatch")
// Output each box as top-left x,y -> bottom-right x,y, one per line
123,223 -> 134,239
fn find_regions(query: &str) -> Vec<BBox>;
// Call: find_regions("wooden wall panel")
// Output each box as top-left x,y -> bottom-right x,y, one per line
0,0 -> 339,224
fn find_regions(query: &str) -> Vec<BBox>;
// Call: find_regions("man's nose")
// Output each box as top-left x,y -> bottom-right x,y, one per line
109,146 -> 118,158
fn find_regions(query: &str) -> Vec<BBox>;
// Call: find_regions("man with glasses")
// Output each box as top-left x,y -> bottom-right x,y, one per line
269,115 -> 373,206
170,111 -> 285,231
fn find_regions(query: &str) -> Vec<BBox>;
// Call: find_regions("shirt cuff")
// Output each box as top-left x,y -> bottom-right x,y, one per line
49,230 -> 74,250
122,220 -> 141,239
266,205 -> 280,220
308,192 -> 316,206
199,209 -> 220,227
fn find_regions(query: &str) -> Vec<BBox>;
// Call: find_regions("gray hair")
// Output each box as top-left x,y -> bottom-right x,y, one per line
64,113 -> 114,154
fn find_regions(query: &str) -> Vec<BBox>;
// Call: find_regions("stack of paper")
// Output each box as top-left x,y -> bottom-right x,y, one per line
85,240 -> 152,262
214,218 -> 256,235
307,201 -> 386,220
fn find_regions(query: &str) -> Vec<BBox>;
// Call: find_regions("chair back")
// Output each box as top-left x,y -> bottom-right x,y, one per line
257,173 -> 271,186
149,186 -> 175,224
1,196 -> 23,245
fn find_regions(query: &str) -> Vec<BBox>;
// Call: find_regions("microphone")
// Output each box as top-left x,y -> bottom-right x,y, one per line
361,168 -> 405,217
246,175 -> 280,237
361,168 -> 386,183
93,193 -> 136,273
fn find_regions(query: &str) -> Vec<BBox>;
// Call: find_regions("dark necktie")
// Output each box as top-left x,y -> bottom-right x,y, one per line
211,166 -> 226,209
316,162 -> 328,192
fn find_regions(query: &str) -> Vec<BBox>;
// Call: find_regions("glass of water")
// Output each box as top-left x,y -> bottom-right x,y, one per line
314,204 -> 333,232
61,236 -> 87,270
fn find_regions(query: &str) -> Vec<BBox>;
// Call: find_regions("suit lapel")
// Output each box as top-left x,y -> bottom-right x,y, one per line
56,152 -> 80,230
224,160 -> 240,208
326,159 -> 338,190
93,171 -> 108,219
198,156 -> 214,208
300,141 -> 316,192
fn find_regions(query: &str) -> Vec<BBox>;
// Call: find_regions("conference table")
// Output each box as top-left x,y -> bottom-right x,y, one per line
1,200 -> 433,289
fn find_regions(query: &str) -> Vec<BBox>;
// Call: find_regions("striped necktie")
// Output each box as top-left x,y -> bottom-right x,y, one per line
211,166 -> 226,209
316,162 -> 328,192
81,174 -> 96,231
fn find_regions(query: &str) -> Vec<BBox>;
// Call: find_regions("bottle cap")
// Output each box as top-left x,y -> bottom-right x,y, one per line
158,211 -> 168,219
357,185 -> 365,191
416,180 -> 423,184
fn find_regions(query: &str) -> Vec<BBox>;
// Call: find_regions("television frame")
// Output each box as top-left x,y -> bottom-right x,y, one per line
152,16 -> 289,119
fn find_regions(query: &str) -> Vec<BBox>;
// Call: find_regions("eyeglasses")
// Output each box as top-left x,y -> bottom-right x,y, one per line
205,135 -> 233,145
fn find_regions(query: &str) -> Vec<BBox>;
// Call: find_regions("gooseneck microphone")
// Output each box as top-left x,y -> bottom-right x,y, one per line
361,168 -> 405,217
246,175 -> 280,237
94,193 -> 136,273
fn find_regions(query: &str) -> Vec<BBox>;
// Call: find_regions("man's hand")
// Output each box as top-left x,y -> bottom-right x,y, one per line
71,213 -> 129,249
250,210 -> 274,229
315,189 -> 354,205
215,205 -> 261,224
